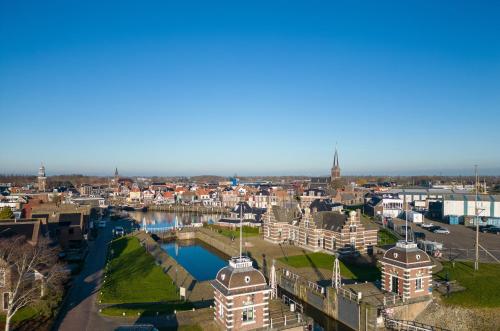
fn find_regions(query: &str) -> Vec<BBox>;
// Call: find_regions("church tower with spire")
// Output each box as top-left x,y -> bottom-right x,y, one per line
331,147 -> 341,182
114,167 -> 119,185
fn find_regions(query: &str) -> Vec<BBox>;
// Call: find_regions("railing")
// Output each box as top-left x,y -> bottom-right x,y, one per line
269,313 -> 304,329
382,310 -> 450,331
337,286 -> 361,302
385,318 -> 450,331
307,280 -> 325,295
281,269 -> 300,281
382,293 -> 405,307
282,294 -> 304,313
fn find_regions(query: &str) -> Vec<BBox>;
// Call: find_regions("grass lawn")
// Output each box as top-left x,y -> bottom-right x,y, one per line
0,306 -> 39,323
378,228 -> 399,245
101,301 -> 193,317
101,236 -> 179,304
278,252 -> 380,281
206,224 -> 260,239
436,261 -> 500,308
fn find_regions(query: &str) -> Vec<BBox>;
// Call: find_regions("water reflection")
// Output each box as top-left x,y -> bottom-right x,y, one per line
161,240 -> 228,281
128,211 -> 222,231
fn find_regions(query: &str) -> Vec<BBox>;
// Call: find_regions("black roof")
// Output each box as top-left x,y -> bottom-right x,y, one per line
233,202 -> 253,214
313,212 -> 348,231
309,199 -> 341,212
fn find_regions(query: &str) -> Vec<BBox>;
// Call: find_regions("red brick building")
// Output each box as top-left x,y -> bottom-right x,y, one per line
211,257 -> 270,330
380,241 -> 434,301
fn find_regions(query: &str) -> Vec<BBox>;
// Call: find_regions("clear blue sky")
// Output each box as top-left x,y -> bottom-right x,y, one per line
1,1 -> 499,176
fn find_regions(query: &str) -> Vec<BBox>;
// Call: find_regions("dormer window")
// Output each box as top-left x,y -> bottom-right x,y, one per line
220,274 -> 225,281
244,276 -> 251,284
394,253 -> 398,258
416,254 -> 421,260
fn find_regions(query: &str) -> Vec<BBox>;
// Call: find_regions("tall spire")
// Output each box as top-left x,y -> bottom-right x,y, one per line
333,147 -> 339,168
331,145 -> 341,181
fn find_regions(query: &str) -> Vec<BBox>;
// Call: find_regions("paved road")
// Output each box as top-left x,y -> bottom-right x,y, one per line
53,219 -> 125,331
390,217 -> 500,261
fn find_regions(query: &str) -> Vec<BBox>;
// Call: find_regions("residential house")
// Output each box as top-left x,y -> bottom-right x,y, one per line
365,194 -> 404,218
128,188 -> 142,203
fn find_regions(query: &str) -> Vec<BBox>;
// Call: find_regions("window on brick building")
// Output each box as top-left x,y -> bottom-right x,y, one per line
415,278 -> 423,290
242,306 -> 254,322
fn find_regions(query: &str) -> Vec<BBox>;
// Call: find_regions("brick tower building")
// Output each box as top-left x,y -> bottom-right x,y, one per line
37,163 -> 47,192
211,256 -> 271,330
380,241 -> 434,301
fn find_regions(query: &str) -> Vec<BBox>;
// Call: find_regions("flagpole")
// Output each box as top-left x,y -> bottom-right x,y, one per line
240,202 -> 243,259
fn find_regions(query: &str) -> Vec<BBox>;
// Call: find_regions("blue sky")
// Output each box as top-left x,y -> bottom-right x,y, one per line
1,1 -> 499,176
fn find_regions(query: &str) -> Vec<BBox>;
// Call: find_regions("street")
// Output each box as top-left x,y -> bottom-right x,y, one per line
53,219 -> 126,331
390,217 -> 500,262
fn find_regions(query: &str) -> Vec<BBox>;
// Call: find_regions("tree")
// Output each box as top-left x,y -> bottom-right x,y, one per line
0,237 -> 66,331
0,207 -> 14,220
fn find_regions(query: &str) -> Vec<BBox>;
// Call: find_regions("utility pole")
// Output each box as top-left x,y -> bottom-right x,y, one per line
474,165 -> 479,271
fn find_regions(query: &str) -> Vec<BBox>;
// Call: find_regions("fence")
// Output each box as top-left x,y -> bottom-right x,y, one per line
384,317 -> 450,331
443,247 -> 500,263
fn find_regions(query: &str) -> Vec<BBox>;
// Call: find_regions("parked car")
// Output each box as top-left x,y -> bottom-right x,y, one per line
413,232 -> 426,241
480,224 -> 496,233
113,226 -> 125,237
433,227 -> 450,234
98,220 -> 107,228
420,223 -> 434,229
427,225 -> 441,232
484,226 -> 500,234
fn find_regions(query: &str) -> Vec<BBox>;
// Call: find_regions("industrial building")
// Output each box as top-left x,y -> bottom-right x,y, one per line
442,194 -> 500,219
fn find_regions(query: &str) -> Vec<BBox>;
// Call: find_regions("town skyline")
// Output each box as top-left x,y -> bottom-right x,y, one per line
1,162 -> 500,177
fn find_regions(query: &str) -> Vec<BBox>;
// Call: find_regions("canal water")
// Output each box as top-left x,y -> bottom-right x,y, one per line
128,210 -> 222,231
160,240 -> 228,281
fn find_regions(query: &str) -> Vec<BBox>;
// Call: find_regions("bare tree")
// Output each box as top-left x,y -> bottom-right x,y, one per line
0,237 -> 66,331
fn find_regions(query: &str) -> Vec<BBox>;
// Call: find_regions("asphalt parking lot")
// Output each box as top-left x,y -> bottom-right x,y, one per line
390,217 -> 500,262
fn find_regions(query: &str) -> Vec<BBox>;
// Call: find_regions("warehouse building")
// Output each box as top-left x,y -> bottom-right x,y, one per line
442,194 -> 500,219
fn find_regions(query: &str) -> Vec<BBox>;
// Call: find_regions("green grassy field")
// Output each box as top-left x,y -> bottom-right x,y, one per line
101,236 -> 181,304
378,228 -> 399,245
278,252 -> 380,281
206,224 -> 260,239
436,261 -> 500,307
100,301 -> 193,317
0,306 -> 39,323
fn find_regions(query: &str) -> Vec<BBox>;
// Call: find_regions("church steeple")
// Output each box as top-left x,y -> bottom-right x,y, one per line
113,167 -> 120,186
331,146 -> 341,181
